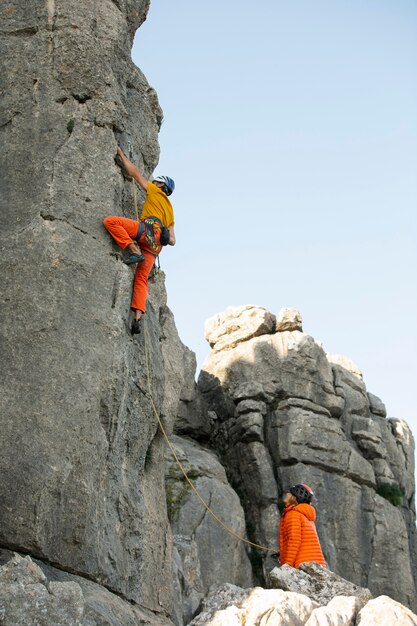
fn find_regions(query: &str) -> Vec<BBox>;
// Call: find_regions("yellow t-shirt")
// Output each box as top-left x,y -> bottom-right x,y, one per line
140,181 -> 175,227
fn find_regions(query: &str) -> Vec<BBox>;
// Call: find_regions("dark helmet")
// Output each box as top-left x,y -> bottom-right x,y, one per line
289,483 -> 314,504
153,175 -> 175,196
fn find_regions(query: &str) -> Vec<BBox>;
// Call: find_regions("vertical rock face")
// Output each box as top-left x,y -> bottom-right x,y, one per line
0,0 -> 177,617
166,435 -> 253,625
193,305 -> 417,610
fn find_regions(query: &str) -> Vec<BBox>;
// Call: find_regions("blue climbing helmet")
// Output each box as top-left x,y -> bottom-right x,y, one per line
153,175 -> 175,196
289,483 -> 314,504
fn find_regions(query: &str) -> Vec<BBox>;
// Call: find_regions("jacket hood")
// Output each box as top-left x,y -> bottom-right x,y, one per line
294,502 -> 316,521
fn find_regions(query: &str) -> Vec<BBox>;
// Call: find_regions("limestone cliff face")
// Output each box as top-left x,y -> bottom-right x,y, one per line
181,305 -> 417,611
0,0 -> 177,620
2,2 -> 417,624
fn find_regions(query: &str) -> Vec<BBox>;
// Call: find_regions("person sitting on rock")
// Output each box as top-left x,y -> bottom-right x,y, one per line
103,147 -> 176,335
279,483 -> 326,569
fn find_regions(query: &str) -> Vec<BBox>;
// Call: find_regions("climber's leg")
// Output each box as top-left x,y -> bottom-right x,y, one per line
103,215 -> 145,261
131,249 -> 156,316
104,217 -> 158,334
103,215 -> 138,249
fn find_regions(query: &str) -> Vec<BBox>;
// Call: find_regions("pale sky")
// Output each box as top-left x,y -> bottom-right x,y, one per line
132,1 -> 417,441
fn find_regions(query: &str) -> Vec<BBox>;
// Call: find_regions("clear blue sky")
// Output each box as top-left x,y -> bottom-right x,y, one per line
132,1 -> 417,440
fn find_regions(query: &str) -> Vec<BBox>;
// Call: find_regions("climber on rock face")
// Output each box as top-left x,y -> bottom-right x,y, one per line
103,147 -> 176,335
279,483 -> 327,569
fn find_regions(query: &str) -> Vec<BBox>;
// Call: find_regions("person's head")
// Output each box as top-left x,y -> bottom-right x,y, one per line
153,175 -> 175,196
283,492 -> 298,506
288,483 -> 314,505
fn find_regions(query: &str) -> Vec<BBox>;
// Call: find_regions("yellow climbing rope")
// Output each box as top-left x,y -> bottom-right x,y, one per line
126,147 -> 276,552
131,178 -> 140,221
142,316 -> 278,555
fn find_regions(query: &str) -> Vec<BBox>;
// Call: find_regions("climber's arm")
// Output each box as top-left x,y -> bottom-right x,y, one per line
168,226 -> 176,246
116,147 -> 148,191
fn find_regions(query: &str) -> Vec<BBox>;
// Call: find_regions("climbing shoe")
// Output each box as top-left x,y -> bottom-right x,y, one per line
125,253 -> 145,265
131,318 -> 141,335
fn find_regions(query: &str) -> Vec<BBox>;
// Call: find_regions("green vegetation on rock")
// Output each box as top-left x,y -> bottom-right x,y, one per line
377,482 -> 404,506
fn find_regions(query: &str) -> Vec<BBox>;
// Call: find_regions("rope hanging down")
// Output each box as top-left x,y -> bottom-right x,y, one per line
132,178 -> 140,221
127,142 -> 140,221
142,317 -> 278,555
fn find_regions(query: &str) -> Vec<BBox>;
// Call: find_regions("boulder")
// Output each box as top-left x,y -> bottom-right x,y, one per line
204,305 -> 276,351
188,583 -> 318,626
276,307 -> 303,332
269,563 -> 372,607
305,596 -> 361,626
0,552 -> 175,626
356,595 -> 417,625
0,554 -> 84,626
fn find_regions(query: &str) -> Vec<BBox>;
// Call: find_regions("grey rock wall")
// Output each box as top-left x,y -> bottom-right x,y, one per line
166,436 -> 253,625
0,0 -> 180,619
0,551 -> 175,626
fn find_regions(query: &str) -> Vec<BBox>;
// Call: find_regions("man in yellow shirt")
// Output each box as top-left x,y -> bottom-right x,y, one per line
103,147 -> 176,334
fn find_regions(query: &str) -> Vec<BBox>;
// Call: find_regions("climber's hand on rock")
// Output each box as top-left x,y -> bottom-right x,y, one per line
115,148 -> 133,180
116,147 -> 128,167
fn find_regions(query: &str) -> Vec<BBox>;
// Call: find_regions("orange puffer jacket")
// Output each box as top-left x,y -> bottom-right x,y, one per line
279,503 -> 326,568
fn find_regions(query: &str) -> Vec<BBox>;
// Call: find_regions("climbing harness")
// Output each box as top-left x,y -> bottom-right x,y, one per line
131,180 -> 162,278
141,218 -> 170,250
133,217 -> 161,254
143,217 -> 162,252
142,316 -> 278,555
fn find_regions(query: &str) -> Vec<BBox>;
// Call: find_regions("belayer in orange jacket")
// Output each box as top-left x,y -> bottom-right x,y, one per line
104,147 -> 176,335
279,483 -> 326,569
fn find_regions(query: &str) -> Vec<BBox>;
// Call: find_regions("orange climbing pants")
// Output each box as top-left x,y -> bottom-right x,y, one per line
103,215 -> 161,313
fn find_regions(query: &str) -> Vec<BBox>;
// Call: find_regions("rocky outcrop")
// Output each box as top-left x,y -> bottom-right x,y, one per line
189,584 -> 319,626
0,554 -> 86,626
356,596 -> 417,626
204,305 -> 276,352
0,551 -> 175,625
187,565 -> 417,626
5,552 -> 416,625
193,305 -> 417,610
269,563 -> 372,607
